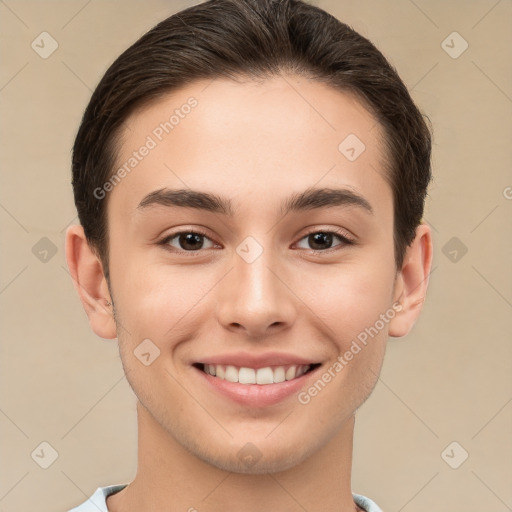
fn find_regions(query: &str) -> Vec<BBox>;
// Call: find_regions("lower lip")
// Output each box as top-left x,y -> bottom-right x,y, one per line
194,365 -> 320,407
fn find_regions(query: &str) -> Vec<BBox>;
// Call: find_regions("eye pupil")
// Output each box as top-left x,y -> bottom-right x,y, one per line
180,232 -> 204,251
309,232 -> 333,250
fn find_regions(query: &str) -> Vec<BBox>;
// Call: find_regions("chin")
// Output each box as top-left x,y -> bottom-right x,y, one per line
194,439 -> 316,475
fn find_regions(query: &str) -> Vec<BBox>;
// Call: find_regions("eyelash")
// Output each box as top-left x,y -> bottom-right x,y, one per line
158,228 -> 355,256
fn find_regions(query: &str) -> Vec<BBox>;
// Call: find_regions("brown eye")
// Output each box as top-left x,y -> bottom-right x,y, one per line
161,231 -> 216,252
308,232 -> 334,250
295,230 -> 354,252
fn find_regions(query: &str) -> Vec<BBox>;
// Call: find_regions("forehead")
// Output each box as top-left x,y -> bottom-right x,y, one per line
110,74 -> 391,220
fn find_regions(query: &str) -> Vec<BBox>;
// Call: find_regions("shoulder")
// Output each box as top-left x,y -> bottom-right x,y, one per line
67,484 -> 128,512
352,492 -> 384,512
67,486 -> 380,512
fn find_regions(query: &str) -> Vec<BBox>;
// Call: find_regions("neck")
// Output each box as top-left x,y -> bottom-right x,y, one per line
107,401 -> 361,512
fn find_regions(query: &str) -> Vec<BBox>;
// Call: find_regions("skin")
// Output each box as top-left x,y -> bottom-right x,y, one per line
66,74 -> 433,512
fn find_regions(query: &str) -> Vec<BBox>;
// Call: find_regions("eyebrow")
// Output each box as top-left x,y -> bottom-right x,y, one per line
137,186 -> 374,217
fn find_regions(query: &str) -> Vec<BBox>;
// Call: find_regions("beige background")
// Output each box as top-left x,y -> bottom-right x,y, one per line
1,0 -> 511,511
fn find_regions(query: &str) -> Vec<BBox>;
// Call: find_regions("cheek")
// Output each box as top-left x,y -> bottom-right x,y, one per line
112,258 -> 217,342
296,255 -> 396,342
295,266 -> 391,417
292,255 -> 394,406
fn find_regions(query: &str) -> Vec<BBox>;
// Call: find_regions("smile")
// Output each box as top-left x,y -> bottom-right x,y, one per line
196,363 -> 320,385
192,359 -> 322,407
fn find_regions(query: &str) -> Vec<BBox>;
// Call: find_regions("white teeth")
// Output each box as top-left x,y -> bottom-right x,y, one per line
273,366 -> 286,383
239,367 -> 256,384
256,367 -> 274,384
216,365 -> 225,379
296,365 -> 307,377
202,363 -> 312,385
224,365 -> 239,383
285,365 -> 297,381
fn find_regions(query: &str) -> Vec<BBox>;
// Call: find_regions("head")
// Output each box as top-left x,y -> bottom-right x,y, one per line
66,0 -> 433,474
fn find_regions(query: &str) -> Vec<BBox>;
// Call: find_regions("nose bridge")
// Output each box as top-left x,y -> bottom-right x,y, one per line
215,235 -> 296,336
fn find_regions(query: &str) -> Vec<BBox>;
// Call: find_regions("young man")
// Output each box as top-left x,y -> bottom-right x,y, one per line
65,0 -> 433,510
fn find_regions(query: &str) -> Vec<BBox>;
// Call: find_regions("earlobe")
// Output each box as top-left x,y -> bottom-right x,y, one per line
65,225 -> 117,340
388,223 -> 433,338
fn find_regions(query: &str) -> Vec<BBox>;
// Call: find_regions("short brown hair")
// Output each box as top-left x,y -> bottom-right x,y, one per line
71,0 -> 432,279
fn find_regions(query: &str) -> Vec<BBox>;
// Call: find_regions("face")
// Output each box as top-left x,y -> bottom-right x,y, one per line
106,74 -> 399,473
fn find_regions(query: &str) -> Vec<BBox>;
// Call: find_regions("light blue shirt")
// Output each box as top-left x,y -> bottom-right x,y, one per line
68,484 -> 383,511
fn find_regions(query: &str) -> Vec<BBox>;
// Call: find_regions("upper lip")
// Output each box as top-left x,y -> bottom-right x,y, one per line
195,351 -> 321,369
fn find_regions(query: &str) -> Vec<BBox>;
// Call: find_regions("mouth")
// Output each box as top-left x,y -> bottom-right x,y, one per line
193,362 -> 322,385
191,352 -> 323,407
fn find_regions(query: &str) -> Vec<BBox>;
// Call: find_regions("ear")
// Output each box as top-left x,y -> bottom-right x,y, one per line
388,222 -> 433,338
65,224 -> 117,339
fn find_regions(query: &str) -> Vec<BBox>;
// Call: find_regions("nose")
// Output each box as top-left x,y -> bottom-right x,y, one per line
215,244 -> 297,338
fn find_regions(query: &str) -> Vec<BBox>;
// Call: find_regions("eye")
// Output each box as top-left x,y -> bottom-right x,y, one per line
158,228 -> 355,255
159,230 -> 217,252
295,229 -> 355,252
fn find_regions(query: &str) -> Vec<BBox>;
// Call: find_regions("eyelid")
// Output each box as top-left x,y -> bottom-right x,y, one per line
158,226 -> 356,254
299,226 -> 355,242
158,227 -> 219,252
293,227 -> 356,251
